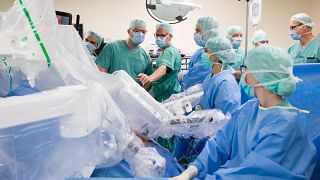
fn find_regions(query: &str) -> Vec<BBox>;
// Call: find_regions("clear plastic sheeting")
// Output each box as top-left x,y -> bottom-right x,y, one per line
0,85 -> 106,180
0,0 -> 168,179
110,70 -> 173,137
162,84 -> 204,116
123,135 -> 166,177
158,109 -> 230,138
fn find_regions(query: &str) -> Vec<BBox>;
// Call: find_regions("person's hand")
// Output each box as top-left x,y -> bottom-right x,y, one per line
169,165 -> 198,180
137,73 -> 152,85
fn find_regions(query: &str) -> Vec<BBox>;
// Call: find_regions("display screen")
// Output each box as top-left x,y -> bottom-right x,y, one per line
55,11 -> 72,25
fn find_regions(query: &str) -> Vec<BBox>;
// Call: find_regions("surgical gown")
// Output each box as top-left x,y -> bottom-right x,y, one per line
199,71 -> 241,115
192,99 -> 317,180
95,40 -> 153,79
188,48 -> 204,69
288,38 -> 320,64
181,48 -> 211,91
153,44 -> 181,102
173,71 -> 240,167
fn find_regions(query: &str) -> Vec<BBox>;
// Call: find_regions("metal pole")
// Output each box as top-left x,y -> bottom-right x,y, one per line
245,0 -> 250,59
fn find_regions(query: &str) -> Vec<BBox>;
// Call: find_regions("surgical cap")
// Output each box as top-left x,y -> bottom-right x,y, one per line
252,29 -> 268,45
156,23 -> 173,35
291,13 -> 315,28
197,17 -> 219,41
205,37 -> 236,66
87,31 -> 103,48
129,19 -> 147,29
245,46 -> 296,96
226,25 -> 243,39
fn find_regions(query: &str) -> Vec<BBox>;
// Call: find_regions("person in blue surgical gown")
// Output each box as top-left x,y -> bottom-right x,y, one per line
180,17 -> 219,90
170,45 -> 317,180
173,37 -> 241,169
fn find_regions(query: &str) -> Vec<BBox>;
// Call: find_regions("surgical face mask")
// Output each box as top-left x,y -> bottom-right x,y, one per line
84,41 -> 95,55
289,25 -> 311,41
232,37 -> 242,49
201,53 -> 213,69
131,32 -> 145,44
156,36 -> 167,49
194,33 -> 206,47
289,29 -> 301,40
240,75 -> 255,98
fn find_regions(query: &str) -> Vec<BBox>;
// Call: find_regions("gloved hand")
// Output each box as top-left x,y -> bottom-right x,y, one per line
169,165 -> 198,180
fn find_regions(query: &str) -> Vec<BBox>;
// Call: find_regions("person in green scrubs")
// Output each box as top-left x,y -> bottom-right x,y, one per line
95,19 -> 153,88
137,23 -> 181,102
288,13 -> 320,63
226,25 -> 245,80
137,23 -> 181,152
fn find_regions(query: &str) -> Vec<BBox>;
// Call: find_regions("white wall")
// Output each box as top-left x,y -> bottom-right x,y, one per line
1,0 -> 319,55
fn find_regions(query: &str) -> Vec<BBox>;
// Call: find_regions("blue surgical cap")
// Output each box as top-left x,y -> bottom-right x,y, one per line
87,30 -> 103,48
252,29 -> 268,45
291,13 -> 315,28
197,17 -> 219,41
245,46 -> 297,96
226,25 -> 243,39
156,23 -> 173,35
129,19 -> 147,29
205,37 -> 236,66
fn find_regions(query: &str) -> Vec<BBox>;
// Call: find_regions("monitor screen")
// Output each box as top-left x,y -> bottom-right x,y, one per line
56,11 -> 72,25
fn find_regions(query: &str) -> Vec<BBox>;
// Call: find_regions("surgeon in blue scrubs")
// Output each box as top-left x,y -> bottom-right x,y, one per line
170,45 -> 317,180
180,17 -> 219,91
173,37 -> 241,169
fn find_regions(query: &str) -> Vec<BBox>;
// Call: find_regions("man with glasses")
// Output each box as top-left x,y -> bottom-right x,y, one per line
137,23 -> 181,102
95,19 -> 153,89
288,13 -> 320,63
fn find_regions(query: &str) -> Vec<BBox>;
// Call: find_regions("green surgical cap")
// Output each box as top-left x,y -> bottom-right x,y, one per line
156,23 -> 173,35
197,16 -> 219,32
87,30 -> 103,48
291,13 -> 315,28
129,19 -> 147,29
246,46 -> 296,96
252,29 -> 268,45
197,17 -> 219,41
205,37 -> 236,66
226,25 -> 243,39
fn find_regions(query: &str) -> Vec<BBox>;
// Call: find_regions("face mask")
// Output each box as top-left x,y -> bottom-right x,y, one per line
194,33 -> 206,47
289,25 -> 311,41
156,36 -> 167,49
232,37 -> 242,49
84,41 -> 95,55
289,29 -> 301,40
131,32 -> 145,44
240,75 -> 255,98
201,53 -> 213,69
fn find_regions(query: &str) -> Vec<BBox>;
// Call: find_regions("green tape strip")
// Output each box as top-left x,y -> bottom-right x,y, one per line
19,0 -> 51,68
1,57 -> 13,92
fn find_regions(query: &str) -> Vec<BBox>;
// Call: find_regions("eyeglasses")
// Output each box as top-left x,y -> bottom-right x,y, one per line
131,28 -> 147,34
289,23 -> 304,30
259,40 -> 269,44
154,34 -> 168,38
